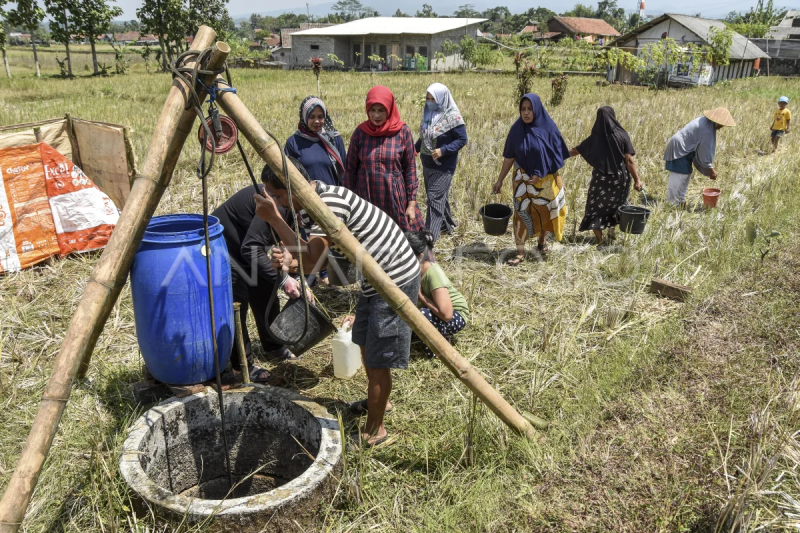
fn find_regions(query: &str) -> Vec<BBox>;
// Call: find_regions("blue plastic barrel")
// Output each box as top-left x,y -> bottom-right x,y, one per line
130,214 -> 234,385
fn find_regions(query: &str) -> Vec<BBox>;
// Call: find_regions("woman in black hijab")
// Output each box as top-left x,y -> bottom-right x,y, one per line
569,106 -> 643,245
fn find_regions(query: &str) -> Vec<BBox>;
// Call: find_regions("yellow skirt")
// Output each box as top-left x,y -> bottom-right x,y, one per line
511,169 -> 567,244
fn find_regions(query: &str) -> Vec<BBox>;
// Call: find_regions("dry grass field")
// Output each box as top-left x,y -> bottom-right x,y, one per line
1,59 -> 800,532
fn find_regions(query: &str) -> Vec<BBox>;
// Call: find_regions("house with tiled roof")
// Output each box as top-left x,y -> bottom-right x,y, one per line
519,25 -> 539,34
545,16 -> 621,43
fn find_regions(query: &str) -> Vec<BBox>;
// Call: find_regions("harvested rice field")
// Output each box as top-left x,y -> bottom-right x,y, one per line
2,63 -> 800,532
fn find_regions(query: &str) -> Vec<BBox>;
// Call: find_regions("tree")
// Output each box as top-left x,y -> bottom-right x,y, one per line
596,0 -> 625,28
72,0 -> 123,75
137,0 -> 183,71
724,0 -> 784,37
7,0 -> 45,77
393,8 -> 408,16
415,3 -> 437,17
0,0 -> 10,78
454,4 -> 481,17
331,0 -> 363,21
184,0 -> 233,41
44,0 -> 77,77
560,3 -> 596,18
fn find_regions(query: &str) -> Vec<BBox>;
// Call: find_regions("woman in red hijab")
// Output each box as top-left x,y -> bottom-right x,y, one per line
344,85 -> 424,231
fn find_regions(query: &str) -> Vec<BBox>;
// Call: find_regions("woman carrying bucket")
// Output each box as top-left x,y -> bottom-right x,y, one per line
569,106 -> 643,246
344,85 -> 424,232
492,93 -> 569,265
414,83 -> 468,242
664,107 -> 736,205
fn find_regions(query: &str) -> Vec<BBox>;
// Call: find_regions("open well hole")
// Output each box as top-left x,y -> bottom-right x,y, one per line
136,390 -> 321,501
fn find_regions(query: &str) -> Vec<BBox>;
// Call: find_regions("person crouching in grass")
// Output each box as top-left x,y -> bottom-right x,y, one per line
405,230 -> 469,358
254,156 -> 420,448
771,96 -> 791,154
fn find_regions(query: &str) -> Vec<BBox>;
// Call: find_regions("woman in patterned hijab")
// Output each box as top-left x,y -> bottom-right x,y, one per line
414,83 -> 468,242
284,95 -> 346,186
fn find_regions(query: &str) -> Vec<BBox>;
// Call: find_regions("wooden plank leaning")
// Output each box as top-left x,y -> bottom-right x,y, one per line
0,27 -> 229,533
214,87 -> 539,442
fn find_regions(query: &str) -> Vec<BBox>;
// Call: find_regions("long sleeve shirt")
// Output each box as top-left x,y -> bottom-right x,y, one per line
284,133 -> 347,186
343,124 -> 423,231
211,185 -> 294,284
414,124 -> 468,173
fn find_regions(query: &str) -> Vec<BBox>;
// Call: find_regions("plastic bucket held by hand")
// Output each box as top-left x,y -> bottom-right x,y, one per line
327,251 -> 357,287
270,297 -> 336,356
703,188 -> 721,208
618,205 -> 651,234
480,203 -> 512,236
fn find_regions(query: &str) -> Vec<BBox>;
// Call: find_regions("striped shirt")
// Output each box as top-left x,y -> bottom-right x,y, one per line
300,183 -> 420,297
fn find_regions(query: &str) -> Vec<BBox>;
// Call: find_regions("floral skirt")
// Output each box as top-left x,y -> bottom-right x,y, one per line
579,166 -> 631,232
511,169 -> 567,245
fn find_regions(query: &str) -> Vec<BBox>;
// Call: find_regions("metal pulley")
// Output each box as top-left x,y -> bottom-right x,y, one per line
198,106 -> 238,154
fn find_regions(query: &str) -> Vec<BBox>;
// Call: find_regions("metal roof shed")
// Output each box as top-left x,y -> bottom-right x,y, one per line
610,13 -> 768,85
290,17 -> 486,71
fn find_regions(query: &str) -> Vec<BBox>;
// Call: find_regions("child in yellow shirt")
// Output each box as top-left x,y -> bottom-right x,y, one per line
771,96 -> 791,154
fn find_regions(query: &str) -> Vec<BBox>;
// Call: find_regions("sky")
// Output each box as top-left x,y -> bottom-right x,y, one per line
110,0 -> 771,22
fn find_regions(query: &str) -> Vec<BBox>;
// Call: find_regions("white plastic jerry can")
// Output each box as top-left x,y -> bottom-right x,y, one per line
331,327 -> 362,379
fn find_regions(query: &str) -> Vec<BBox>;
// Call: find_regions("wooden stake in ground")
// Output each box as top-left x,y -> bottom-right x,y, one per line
0,28 -> 230,533
215,86 -> 539,441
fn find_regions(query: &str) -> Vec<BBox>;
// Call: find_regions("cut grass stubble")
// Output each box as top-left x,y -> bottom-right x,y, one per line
1,71 -> 800,531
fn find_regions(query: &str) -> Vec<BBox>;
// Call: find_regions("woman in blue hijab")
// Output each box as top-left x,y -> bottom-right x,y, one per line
493,93 -> 570,265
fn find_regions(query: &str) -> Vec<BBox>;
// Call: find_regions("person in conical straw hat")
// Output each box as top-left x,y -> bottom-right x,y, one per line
663,107 -> 735,205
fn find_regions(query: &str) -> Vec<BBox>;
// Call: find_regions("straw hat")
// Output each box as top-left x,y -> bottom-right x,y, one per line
703,107 -> 736,127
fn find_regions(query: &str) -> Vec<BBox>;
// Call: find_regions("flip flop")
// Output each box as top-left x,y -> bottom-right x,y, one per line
348,399 -> 393,415
268,347 -> 302,362
248,365 -> 273,383
506,255 -> 525,267
348,430 -> 390,450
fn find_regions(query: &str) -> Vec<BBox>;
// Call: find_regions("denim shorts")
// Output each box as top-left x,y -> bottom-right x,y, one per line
772,129 -> 785,138
352,275 -> 421,370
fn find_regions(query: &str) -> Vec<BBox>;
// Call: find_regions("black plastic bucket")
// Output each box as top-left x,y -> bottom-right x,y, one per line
480,203 -> 513,236
618,205 -> 651,234
270,298 -> 336,355
327,251 -> 357,287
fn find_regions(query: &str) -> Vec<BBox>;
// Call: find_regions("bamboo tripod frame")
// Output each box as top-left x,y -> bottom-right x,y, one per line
0,28 -> 537,531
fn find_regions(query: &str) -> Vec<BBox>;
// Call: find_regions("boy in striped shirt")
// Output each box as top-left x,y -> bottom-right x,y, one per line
254,157 -> 420,448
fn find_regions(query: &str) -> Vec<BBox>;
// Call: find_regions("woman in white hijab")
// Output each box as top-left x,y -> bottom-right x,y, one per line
414,83 -> 468,242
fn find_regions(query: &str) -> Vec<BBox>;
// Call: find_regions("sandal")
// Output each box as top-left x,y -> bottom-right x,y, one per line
348,430 -> 390,450
506,255 -> 525,267
348,399 -> 393,415
248,365 -> 273,383
537,244 -> 549,255
268,347 -> 302,362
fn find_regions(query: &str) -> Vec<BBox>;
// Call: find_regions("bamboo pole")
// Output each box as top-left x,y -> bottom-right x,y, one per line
0,28 -> 229,533
215,88 -> 538,441
233,302 -> 251,384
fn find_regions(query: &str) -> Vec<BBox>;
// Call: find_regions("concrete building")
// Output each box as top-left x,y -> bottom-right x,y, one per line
609,13 -> 768,85
290,17 -> 486,70
545,17 -> 621,43
272,23 -> 337,65
767,10 -> 800,40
